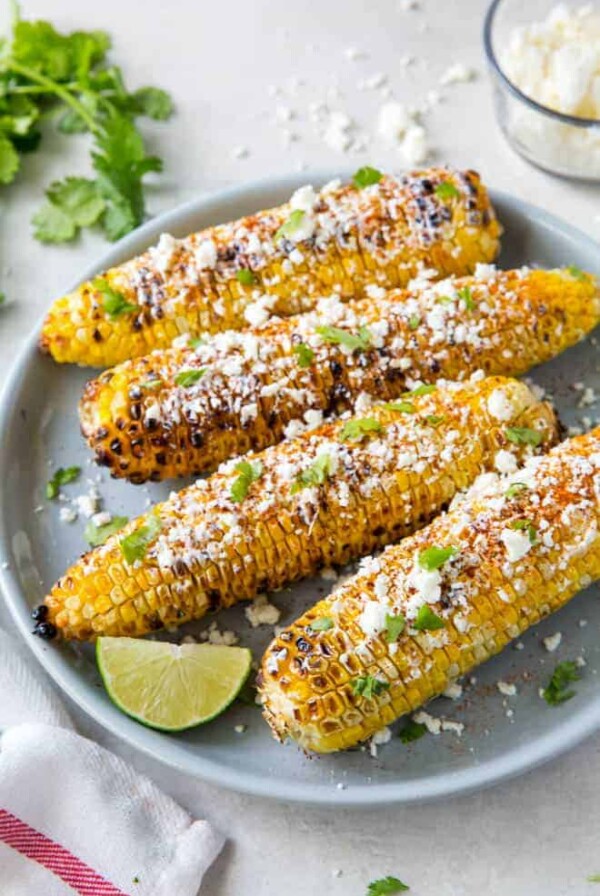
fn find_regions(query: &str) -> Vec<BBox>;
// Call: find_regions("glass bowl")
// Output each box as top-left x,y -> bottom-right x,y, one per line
484,0 -> 600,180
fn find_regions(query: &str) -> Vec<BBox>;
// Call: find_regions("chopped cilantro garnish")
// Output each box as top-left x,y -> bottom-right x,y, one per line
119,515 -> 162,564
383,401 -> 415,414
353,165 -> 383,189
189,336 -> 206,349
408,314 -> 421,330
588,874 -> 600,883
413,605 -> 445,631
92,278 -> 137,319
566,265 -> 587,281
0,13 -> 174,243
367,876 -> 409,895
291,453 -> 334,494
352,675 -> 390,699
505,426 -> 543,447
292,342 -> 314,368
230,460 -> 263,503
398,719 -> 427,744
385,613 -> 406,642
275,209 -> 306,241
309,617 -> 333,632
437,294 -> 454,305
509,518 -> 537,544
174,368 -> 205,387
505,481 -> 528,498
402,384 -> 437,398
236,268 -> 256,286
46,465 -> 81,500
542,660 -> 581,706
434,181 -> 460,201
85,515 -> 128,547
140,378 -> 162,390
425,414 -> 445,427
315,324 -> 372,352
418,545 -> 457,571
339,417 -> 383,441
457,285 -> 475,311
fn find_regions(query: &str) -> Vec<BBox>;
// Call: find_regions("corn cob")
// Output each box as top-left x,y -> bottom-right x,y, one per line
40,377 -> 556,640
79,266 -> 600,483
39,167 -> 500,368
259,428 -> 600,754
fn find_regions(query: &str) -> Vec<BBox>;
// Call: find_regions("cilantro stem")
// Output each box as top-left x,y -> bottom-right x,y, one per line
8,61 -> 98,132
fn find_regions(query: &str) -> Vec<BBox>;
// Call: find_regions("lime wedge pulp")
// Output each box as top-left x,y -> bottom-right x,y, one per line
96,637 -> 252,731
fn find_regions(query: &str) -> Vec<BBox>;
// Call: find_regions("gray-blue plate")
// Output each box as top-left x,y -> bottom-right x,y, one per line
1,171 -> 600,807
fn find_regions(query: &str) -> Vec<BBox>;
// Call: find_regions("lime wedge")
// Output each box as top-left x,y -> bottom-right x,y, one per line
96,637 -> 252,731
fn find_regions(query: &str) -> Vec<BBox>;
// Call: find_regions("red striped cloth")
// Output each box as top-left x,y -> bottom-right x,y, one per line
0,808 -> 128,896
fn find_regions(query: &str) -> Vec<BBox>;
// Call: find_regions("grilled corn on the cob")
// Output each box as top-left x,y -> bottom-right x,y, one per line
79,266 -> 600,483
259,428 -> 600,753
40,167 -> 500,367
41,377 -> 556,640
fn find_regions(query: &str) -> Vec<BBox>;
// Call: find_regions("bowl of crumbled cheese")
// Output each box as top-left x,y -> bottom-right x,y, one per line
484,1 -> 600,179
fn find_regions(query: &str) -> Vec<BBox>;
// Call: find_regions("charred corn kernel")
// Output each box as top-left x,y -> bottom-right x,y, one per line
44,377 -> 557,641
40,167 -> 501,368
79,266 -> 600,483
259,428 -> 600,754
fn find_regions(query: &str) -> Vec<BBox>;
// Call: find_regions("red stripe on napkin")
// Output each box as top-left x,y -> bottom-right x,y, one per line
0,808 -> 129,895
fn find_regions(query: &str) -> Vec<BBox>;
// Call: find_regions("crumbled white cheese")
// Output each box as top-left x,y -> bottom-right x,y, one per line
401,125 -> 428,165
440,63 -> 476,85
495,449 -> 518,475
91,511 -> 111,527
377,101 -> 412,145
543,631 -> 562,653
192,239 -> 217,271
487,388 -> 516,421
59,506 -> 77,524
500,528 -> 532,562
369,725 -> 392,757
290,184 -> 317,212
199,621 -> 238,646
443,681 -> 463,701
234,724 -> 247,734
152,232 -> 180,275
245,594 -> 281,628
497,680 -> 517,697
357,600 -> 389,638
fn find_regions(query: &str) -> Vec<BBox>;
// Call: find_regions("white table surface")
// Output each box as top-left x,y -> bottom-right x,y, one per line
1,0 -> 600,893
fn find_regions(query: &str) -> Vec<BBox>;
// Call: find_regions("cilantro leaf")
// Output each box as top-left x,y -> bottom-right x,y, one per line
174,368 -> 205,388
353,165 -> 383,189
413,605 -> 445,631
292,342 -> 314,368
398,720 -> 427,744
434,180 -> 460,201
407,314 -> 420,330
129,86 -> 174,120
505,481 -> 528,498
542,660 -> 581,706
352,675 -> 390,699
291,453 -> 334,494
566,265 -> 588,281
457,285 -> 475,311
32,201 -> 77,243
425,414 -> 445,427
382,401 -> 415,414
505,427 -> 543,447
509,518 -> 537,544
367,876 -> 409,895
230,460 -> 263,503
46,465 -> 81,499
235,268 -> 257,286
315,325 -> 371,352
0,133 -> 20,184
92,277 -> 138,318
418,545 -> 458,571
339,417 -> 383,441
275,209 -> 306,241
119,515 -> 162,564
309,617 -> 333,632
84,515 -> 128,547
403,384 -> 437,398
385,613 -> 406,642
46,177 -> 105,226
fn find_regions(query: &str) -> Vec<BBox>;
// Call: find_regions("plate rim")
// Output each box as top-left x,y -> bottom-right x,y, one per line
2,170 -> 600,807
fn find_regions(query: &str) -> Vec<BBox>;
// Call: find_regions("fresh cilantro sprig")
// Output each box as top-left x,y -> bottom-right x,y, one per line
505,427 -> 543,447
398,719 -> 427,744
542,660 -> 581,706
46,465 -> 80,499
292,342 -> 314,368
366,876 -> 409,895
339,417 -> 383,441
0,6 -> 174,244
230,460 -> 263,503
290,453 -> 334,494
84,515 -> 128,547
315,324 -> 372,352
352,675 -> 389,699
119,515 -> 162,564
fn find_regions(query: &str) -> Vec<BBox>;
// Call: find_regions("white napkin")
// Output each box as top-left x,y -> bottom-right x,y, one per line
0,628 -> 224,896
